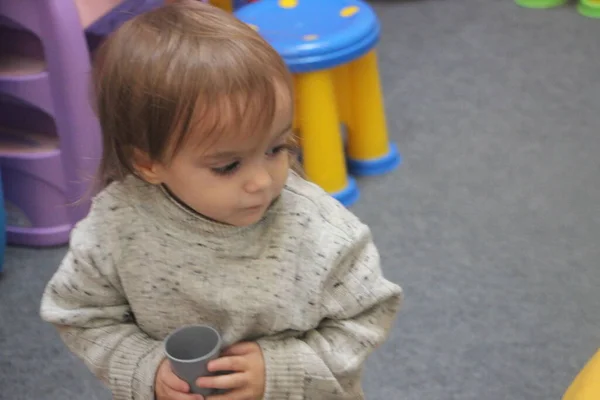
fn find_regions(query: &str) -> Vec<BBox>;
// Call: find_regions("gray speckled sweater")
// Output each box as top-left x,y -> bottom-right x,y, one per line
40,172 -> 402,400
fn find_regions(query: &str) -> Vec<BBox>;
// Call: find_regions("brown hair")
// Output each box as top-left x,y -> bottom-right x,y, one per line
92,0 -> 296,187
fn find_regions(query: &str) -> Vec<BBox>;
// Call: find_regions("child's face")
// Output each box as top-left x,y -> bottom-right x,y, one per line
149,96 -> 293,227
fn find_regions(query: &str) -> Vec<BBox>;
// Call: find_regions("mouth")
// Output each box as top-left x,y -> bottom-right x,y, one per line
244,204 -> 265,211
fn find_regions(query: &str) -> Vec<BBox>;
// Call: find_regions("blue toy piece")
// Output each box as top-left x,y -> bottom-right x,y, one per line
347,143 -> 401,176
333,176 -> 360,207
0,167 -> 6,274
85,0 -> 164,51
233,0 -> 253,10
235,0 -> 381,73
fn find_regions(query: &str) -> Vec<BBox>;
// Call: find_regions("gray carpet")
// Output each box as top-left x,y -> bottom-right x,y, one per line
2,0 -> 600,399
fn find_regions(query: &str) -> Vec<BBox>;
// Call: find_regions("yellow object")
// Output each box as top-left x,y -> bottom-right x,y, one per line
563,349 -> 600,400
345,50 -> 390,161
278,0 -> 298,8
293,49 -> 391,194
209,0 -> 233,12
340,5 -> 360,17
295,71 -> 348,193
333,64 -> 352,126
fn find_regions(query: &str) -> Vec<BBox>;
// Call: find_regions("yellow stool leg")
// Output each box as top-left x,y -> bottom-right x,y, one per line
295,70 -> 358,204
209,0 -> 233,12
346,50 -> 400,175
334,64 -> 353,127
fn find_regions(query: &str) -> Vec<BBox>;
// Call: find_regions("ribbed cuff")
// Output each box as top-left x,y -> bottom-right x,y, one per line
257,339 -> 304,400
109,332 -> 165,400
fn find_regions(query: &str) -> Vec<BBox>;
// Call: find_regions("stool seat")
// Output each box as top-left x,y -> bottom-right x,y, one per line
236,0 -> 380,73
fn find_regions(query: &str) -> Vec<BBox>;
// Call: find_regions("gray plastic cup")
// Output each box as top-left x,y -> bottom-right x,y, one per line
164,324 -> 222,396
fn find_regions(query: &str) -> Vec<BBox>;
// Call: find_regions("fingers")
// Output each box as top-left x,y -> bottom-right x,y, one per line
208,356 -> 247,373
197,372 -> 247,390
162,364 -> 190,393
161,385 -> 203,400
221,342 -> 258,356
156,361 -> 199,400
206,389 -> 251,400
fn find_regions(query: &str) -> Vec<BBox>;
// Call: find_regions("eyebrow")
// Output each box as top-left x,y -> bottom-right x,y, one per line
203,123 -> 293,162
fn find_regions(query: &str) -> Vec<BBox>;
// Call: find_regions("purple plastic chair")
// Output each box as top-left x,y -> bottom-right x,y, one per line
0,0 -> 165,246
0,0 -> 103,246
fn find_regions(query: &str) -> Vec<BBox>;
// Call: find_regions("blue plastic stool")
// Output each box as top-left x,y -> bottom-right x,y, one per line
235,0 -> 400,207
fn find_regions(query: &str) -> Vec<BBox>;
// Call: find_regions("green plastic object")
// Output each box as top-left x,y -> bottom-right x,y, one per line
578,0 -> 600,18
515,0 -> 566,8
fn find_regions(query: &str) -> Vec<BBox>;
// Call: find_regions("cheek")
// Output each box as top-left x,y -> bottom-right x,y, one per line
169,167 -> 215,199
200,176 -> 239,201
274,157 -> 290,185
166,158 -> 198,183
185,179 -> 232,212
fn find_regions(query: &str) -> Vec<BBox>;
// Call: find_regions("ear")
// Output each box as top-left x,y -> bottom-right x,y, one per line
132,148 -> 163,185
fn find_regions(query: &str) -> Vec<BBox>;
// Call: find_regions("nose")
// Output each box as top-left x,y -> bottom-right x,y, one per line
244,165 -> 272,193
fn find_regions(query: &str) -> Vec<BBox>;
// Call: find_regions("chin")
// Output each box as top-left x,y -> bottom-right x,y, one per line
233,211 -> 267,227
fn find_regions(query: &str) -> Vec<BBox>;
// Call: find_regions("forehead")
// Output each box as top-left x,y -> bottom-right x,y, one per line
183,82 -> 293,156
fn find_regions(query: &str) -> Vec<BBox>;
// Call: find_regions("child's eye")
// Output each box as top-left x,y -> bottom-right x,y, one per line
266,144 -> 289,157
211,161 -> 240,176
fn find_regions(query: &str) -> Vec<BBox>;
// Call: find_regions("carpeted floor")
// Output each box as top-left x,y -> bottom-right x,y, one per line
2,0 -> 600,399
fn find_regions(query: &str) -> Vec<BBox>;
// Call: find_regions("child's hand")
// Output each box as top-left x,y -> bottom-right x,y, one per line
197,342 -> 265,400
155,358 -> 203,400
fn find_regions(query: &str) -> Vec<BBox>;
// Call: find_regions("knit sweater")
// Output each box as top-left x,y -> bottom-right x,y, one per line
40,172 -> 402,400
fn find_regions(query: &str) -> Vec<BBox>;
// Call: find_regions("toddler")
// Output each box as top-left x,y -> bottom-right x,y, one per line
40,2 -> 402,400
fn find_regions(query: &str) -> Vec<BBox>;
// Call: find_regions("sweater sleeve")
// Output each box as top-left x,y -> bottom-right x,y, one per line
40,225 -> 165,400
257,224 -> 403,400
